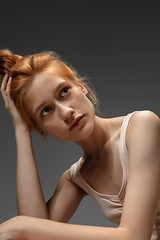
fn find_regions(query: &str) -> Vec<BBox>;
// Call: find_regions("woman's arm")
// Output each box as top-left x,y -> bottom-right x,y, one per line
46,169 -> 87,222
119,110 -> 160,239
1,75 -> 48,219
15,126 -> 49,218
0,215 -> 123,240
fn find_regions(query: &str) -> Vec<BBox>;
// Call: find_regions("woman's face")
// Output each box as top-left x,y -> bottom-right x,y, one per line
25,71 -> 95,142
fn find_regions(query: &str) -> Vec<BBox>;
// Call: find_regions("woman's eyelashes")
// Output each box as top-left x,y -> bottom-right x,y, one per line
41,106 -> 52,116
60,87 -> 69,98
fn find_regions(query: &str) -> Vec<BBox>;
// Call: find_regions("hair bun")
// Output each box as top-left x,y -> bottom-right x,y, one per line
0,49 -> 22,84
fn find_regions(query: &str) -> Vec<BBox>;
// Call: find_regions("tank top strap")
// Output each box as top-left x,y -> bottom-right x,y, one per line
70,158 -> 91,194
119,111 -> 137,181
69,158 -> 83,187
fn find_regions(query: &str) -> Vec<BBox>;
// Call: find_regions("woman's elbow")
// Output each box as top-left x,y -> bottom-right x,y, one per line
118,225 -> 152,240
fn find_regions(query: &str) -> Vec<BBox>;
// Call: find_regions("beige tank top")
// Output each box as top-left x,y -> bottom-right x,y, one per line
70,112 -> 160,240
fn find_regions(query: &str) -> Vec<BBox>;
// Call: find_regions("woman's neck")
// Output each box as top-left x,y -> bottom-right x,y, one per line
75,116 -> 110,161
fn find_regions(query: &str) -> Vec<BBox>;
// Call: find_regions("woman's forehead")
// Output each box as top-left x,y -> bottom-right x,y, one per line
34,71 -> 65,83
26,72 -> 66,97
34,70 -> 77,86
24,72 -> 65,115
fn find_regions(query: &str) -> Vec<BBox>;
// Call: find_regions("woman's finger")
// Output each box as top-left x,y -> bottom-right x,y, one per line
0,75 -> 28,129
0,74 -> 10,102
1,76 -> 14,113
1,74 -> 9,91
5,78 -> 16,112
5,77 -> 12,96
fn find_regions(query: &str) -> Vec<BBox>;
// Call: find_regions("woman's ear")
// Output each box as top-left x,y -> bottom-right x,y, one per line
36,125 -> 48,137
40,131 -> 48,137
77,80 -> 88,95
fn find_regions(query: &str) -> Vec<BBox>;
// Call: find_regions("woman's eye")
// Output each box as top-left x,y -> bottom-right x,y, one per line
41,107 -> 52,116
60,87 -> 69,97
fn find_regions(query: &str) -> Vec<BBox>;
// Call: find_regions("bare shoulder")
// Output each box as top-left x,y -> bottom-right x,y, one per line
58,169 -> 87,197
59,169 -> 71,181
58,169 -> 75,186
129,110 -> 160,124
126,110 -> 160,153
127,110 -> 160,133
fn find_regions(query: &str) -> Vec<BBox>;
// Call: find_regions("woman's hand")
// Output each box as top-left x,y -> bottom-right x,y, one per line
0,74 -> 29,131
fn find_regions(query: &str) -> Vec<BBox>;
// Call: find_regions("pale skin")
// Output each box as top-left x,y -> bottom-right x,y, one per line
0,72 -> 160,240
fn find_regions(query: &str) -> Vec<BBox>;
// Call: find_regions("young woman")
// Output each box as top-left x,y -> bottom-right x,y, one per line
0,49 -> 160,240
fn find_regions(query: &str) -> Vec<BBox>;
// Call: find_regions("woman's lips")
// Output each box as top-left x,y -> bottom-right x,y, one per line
69,115 -> 84,131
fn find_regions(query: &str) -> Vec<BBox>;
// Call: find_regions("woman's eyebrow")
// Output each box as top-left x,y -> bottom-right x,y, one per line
34,102 -> 46,116
34,81 -> 66,116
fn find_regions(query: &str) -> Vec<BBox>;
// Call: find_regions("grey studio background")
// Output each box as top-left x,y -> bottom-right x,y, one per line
0,0 -> 160,228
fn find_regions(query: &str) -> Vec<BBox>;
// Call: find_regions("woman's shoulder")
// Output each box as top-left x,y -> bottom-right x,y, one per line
131,109 -> 159,119
127,110 -> 160,131
103,110 -> 160,143
108,110 -> 159,124
126,110 -> 160,150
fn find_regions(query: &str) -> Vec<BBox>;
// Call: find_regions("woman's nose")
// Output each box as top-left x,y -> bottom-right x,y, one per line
56,102 -> 74,121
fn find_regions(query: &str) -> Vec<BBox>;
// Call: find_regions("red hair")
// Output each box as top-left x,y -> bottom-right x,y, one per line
0,49 -> 98,130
